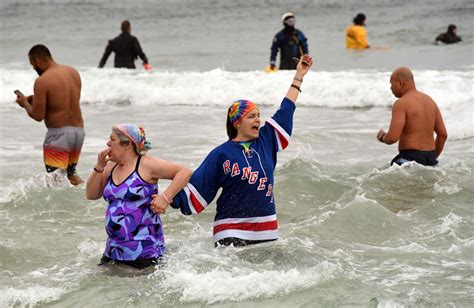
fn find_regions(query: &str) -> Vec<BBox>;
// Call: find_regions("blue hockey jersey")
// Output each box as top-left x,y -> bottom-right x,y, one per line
171,97 -> 295,243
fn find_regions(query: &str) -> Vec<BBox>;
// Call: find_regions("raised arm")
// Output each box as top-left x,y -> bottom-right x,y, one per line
285,54 -> 313,103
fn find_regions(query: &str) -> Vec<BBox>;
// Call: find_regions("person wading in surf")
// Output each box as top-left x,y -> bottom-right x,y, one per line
15,44 -> 85,186
377,66 -> 447,166
153,55 -> 313,247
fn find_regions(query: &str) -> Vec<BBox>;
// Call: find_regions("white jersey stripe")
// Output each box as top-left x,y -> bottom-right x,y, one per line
183,186 -> 197,215
267,118 -> 291,145
214,214 -> 277,226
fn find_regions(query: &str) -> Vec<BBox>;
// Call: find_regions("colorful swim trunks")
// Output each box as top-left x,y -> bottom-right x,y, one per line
43,126 -> 85,176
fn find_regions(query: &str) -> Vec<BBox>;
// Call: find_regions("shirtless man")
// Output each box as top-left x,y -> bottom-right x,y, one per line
377,67 -> 447,166
15,44 -> 85,185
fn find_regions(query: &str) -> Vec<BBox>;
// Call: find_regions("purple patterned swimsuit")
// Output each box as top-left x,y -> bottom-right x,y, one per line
102,156 -> 165,261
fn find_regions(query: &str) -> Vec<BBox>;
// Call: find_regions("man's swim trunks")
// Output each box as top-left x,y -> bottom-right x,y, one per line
43,126 -> 85,176
391,149 -> 438,166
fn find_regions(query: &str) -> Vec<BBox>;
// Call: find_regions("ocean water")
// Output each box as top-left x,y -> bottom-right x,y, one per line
1,0 -> 473,307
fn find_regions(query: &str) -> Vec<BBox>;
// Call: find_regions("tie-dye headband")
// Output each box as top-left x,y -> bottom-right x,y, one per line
228,100 -> 258,128
115,124 -> 152,152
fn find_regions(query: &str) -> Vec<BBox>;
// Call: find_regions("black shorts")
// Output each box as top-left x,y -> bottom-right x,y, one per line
98,255 -> 161,270
391,150 -> 438,166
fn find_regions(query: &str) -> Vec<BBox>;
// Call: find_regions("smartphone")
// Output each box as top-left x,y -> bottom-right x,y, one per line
14,89 -> 24,97
14,89 -> 33,104
292,57 -> 310,66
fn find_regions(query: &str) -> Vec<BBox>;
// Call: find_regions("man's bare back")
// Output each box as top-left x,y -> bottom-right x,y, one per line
377,67 -> 447,165
394,90 -> 440,151
30,63 -> 84,128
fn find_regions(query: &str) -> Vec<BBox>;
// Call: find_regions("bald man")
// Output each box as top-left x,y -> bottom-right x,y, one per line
376,67 -> 447,166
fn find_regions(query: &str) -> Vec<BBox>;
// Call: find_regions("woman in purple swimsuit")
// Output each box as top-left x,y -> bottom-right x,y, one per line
86,124 -> 191,269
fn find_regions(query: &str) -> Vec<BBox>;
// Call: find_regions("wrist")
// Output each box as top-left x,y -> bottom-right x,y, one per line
293,75 -> 303,82
160,193 -> 172,204
291,84 -> 301,93
94,166 -> 104,173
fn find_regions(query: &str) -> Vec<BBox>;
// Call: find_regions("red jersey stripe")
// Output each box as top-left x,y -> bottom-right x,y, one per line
213,220 -> 278,234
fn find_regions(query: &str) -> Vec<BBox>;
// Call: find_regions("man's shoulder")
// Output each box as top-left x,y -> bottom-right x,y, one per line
393,96 -> 409,109
400,91 -> 435,108
58,64 -> 80,76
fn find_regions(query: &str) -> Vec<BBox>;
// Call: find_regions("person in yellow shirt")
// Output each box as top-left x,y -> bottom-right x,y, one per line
346,13 -> 369,49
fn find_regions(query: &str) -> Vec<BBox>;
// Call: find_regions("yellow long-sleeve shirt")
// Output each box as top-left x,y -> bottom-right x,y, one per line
346,25 -> 368,49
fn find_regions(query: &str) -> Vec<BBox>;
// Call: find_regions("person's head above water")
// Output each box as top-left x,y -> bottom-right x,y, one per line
28,44 -> 54,76
226,100 -> 259,140
447,24 -> 457,34
390,67 -> 416,98
121,20 -> 131,32
282,12 -> 295,28
353,13 -> 366,26
111,124 -> 152,156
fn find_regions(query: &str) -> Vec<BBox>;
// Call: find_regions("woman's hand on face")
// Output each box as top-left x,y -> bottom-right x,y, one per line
150,194 -> 169,215
297,54 -> 313,75
96,148 -> 110,169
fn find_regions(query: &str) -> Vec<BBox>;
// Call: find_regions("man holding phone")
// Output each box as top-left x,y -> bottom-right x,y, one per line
15,44 -> 85,186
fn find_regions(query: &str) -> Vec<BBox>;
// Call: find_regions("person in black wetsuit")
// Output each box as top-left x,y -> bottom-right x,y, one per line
270,12 -> 308,70
98,20 -> 149,69
435,24 -> 462,45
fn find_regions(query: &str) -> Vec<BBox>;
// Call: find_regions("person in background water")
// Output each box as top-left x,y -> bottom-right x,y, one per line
346,13 -> 369,49
86,124 -> 191,269
270,12 -> 308,70
377,67 -> 447,166
15,44 -> 85,186
435,24 -> 462,45
98,20 -> 151,69
154,55 -> 313,247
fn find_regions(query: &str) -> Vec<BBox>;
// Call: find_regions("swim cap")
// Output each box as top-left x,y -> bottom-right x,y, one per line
281,12 -> 295,22
115,123 -> 152,152
228,100 -> 258,128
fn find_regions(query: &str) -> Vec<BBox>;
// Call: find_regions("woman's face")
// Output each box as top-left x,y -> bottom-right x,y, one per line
236,108 -> 261,140
106,132 -> 130,162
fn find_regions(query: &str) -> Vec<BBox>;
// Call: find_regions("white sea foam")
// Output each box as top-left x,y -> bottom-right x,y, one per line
0,286 -> 65,308
1,68 -> 472,139
0,172 -> 71,204
157,260 -> 339,304
0,175 -> 38,203
437,212 -> 463,235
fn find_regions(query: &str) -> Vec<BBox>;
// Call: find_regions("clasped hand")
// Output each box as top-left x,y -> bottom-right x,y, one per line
150,194 -> 169,215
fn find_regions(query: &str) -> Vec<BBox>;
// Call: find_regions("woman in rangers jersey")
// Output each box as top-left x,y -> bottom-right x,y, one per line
152,54 -> 313,247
